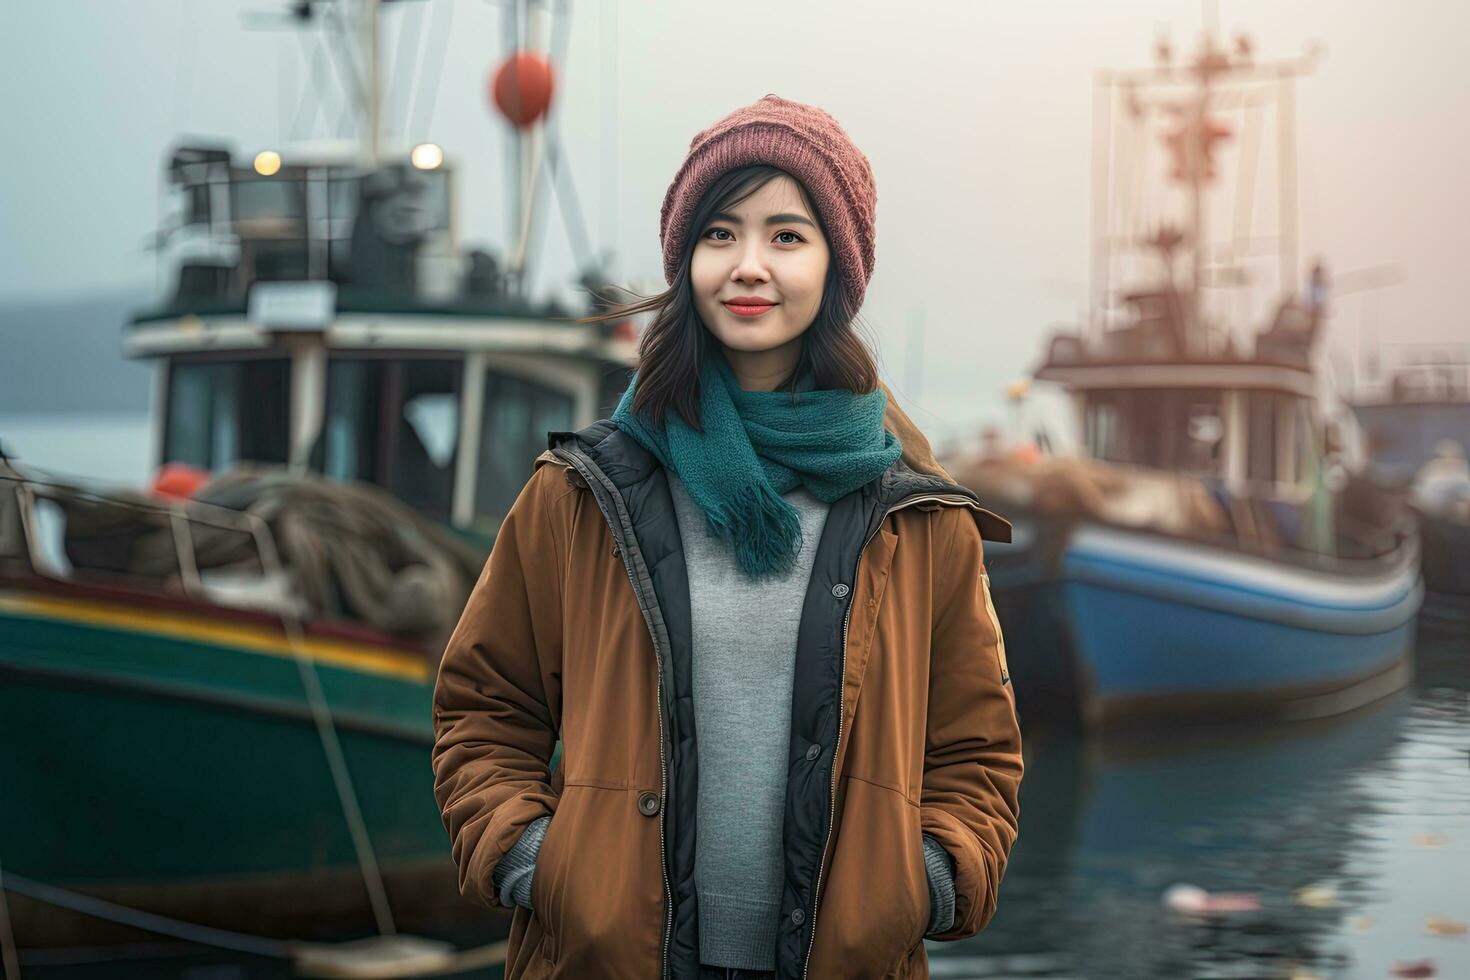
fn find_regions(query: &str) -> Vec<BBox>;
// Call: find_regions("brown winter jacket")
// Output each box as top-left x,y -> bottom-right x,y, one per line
431,397 -> 1023,980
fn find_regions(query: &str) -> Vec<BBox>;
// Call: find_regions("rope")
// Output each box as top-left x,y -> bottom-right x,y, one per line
248,516 -> 398,938
0,856 -> 23,980
0,869 -> 510,977
0,869 -> 288,959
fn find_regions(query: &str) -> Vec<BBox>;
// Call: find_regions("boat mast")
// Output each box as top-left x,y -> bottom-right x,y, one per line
1186,41 -> 1210,350
358,0 -> 382,168
503,0 -> 552,294
316,0 -> 386,167
1092,35 -> 1320,351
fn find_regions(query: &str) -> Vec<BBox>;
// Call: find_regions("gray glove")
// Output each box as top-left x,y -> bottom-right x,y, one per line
922,832 -> 956,935
492,814 -> 552,910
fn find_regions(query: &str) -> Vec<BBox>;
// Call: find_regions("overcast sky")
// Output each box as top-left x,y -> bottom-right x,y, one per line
2,0 -> 1465,444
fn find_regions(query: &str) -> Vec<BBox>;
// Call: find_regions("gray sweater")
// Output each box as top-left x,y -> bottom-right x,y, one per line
492,473 -> 955,965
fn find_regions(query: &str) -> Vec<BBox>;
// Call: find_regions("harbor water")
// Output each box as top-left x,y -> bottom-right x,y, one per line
10,619 -> 1466,980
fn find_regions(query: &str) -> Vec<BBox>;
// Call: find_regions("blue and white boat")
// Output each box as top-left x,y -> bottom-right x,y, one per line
1351,354 -> 1470,620
958,31 -> 1423,729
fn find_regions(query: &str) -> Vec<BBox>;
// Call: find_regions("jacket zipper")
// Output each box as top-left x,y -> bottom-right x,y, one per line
799,491 -> 988,980
549,446 -> 675,980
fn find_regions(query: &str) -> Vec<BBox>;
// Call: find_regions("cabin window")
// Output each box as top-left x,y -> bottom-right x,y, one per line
473,370 -> 575,533
1085,398 -> 1125,464
1246,390 -> 1308,486
234,175 -> 309,284
317,356 -> 461,522
1247,393 -> 1276,482
164,358 -> 290,472
233,175 -> 306,225
321,359 -> 380,482
325,175 -> 361,282
1083,388 -> 1223,476
185,181 -> 212,226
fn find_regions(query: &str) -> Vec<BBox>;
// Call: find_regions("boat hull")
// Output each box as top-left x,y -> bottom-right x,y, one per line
987,519 -> 1422,729
1416,507 -> 1470,620
0,582 -> 507,947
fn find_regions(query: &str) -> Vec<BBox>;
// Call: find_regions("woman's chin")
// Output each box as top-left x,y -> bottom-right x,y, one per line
711,322 -> 805,355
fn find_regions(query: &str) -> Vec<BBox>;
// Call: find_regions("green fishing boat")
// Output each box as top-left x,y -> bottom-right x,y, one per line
0,0 -> 628,955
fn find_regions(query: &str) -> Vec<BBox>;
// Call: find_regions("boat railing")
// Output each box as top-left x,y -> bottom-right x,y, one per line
0,466 -> 405,934
0,468 -> 304,620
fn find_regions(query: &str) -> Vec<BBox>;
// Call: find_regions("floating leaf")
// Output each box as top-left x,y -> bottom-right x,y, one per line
1295,884 -> 1340,909
1425,916 -> 1468,937
1351,915 -> 1376,933
1391,959 -> 1436,978
1414,832 -> 1448,848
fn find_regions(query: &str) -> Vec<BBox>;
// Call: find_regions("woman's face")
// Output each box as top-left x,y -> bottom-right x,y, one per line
690,174 -> 831,361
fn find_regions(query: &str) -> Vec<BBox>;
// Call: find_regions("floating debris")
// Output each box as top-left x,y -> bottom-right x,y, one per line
1390,960 -> 1436,978
1414,832 -> 1449,848
1160,883 -> 1262,915
1425,916 -> 1468,937
1294,883 -> 1341,909
1352,915 -> 1377,933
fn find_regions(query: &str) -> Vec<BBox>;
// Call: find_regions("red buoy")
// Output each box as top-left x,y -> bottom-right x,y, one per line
151,462 -> 210,500
491,51 -> 555,128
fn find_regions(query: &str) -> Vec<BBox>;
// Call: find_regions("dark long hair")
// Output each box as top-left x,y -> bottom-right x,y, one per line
578,165 -> 881,433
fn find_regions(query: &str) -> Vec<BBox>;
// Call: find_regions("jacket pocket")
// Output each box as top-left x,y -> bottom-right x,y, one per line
905,813 -> 931,954
808,777 -> 930,978
523,783 -> 666,975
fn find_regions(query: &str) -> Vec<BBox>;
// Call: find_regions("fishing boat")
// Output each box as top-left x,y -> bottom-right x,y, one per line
950,30 -> 1423,730
0,0 -> 629,956
1351,350 -> 1470,618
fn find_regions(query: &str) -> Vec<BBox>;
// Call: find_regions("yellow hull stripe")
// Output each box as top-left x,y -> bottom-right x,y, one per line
0,591 -> 433,683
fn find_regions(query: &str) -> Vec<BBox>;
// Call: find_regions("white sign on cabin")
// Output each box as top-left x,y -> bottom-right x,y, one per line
248,281 -> 337,330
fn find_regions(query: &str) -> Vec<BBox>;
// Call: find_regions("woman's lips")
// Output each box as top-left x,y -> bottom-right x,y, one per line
723,301 -> 776,318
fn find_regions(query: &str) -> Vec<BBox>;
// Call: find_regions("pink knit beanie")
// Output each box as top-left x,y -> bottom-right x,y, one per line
659,94 -> 877,310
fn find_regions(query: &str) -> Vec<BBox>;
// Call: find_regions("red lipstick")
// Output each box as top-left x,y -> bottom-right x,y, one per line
723,296 -> 777,318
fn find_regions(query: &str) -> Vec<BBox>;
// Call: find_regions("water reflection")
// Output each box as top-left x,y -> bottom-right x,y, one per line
13,626 -> 1466,978
940,623 -> 1470,979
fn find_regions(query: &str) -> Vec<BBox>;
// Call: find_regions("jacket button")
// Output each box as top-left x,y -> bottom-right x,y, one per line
790,908 -> 805,926
831,583 -> 850,598
805,743 -> 821,761
637,791 -> 660,816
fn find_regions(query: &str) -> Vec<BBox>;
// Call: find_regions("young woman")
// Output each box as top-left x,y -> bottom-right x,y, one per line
432,94 -> 1023,980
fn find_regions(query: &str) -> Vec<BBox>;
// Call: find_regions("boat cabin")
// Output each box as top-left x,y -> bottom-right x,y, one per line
1035,291 -> 1327,503
126,144 -> 636,544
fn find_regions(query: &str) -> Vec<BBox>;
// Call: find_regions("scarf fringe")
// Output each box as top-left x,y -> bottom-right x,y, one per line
703,479 -> 805,581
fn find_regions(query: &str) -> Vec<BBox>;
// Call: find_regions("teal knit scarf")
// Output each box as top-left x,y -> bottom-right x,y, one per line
611,347 -> 903,580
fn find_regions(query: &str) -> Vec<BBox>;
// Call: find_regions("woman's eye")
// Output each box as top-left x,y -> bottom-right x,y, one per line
702,228 -> 802,245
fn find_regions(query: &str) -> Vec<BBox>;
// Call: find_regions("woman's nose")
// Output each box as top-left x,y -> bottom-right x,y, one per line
731,240 -> 770,283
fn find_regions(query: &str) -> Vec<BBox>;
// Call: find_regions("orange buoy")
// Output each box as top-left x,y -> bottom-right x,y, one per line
152,462 -> 210,499
491,51 -> 555,128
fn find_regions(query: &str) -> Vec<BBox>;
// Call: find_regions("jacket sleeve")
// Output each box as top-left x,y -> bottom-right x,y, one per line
919,504 -> 1024,940
431,463 -> 568,910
